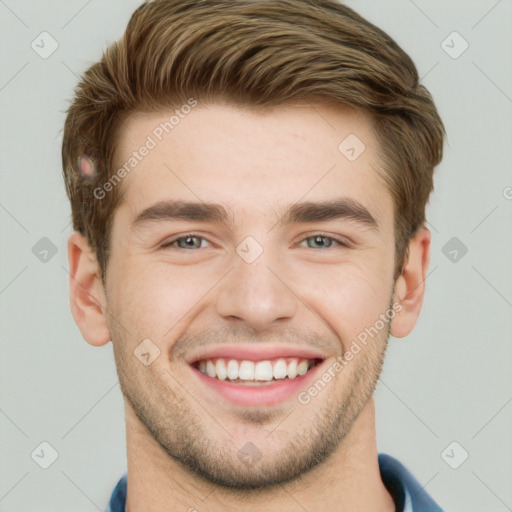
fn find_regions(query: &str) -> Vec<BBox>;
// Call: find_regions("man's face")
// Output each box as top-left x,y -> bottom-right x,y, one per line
105,101 -> 397,488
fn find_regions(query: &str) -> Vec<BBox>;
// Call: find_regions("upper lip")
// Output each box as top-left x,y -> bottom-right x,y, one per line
186,344 -> 328,365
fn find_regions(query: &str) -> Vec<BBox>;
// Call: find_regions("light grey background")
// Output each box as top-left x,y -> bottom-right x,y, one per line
0,1 -> 511,511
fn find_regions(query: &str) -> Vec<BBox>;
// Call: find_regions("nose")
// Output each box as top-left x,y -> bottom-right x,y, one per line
215,246 -> 299,331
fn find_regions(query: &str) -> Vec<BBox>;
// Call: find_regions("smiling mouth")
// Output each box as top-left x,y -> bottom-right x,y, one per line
191,357 -> 323,385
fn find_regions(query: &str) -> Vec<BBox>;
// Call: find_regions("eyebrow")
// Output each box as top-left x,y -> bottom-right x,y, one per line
130,197 -> 379,232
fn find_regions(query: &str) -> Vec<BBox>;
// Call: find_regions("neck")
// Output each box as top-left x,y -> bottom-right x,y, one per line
124,398 -> 395,512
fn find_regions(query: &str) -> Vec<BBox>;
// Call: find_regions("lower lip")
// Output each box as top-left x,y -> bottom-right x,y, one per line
189,360 -> 325,407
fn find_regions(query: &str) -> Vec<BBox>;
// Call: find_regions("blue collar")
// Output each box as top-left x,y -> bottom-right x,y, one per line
378,453 -> 445,511
105,453 -> 445,512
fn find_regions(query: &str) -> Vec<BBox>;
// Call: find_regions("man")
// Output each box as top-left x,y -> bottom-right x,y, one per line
62,0 -> 446,510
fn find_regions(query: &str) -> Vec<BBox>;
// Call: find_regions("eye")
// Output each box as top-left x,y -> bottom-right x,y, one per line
160,234 -> 210,250
160,233 -> 348,251
300,234 -> 347,249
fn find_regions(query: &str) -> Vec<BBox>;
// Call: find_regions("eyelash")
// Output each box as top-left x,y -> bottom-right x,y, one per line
160,233 -> 349,250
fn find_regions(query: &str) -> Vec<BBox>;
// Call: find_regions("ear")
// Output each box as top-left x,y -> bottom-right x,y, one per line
390,227 -> 431,338
67,231 -> 111,347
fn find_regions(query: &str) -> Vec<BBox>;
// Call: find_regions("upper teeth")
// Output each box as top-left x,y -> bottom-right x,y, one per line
197,358 -> 316,381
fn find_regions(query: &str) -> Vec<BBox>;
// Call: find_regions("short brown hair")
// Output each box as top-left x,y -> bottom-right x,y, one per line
61,0 -> 445,282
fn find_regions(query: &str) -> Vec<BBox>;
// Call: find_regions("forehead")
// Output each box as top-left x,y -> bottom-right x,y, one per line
112,101 -> 392,228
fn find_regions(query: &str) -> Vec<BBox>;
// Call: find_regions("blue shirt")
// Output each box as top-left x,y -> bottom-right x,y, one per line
105,453 -> 446,512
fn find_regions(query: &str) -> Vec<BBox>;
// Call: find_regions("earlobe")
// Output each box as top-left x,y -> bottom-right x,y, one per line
390,227 -> 431,338
67,231 -> 111,347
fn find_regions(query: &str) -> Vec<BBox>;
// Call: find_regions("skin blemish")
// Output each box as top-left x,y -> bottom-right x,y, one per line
76,154 -> 98,180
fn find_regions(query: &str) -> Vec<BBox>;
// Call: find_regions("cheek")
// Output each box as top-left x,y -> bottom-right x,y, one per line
111,261 -> 216,340
289,259 -> 393,349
